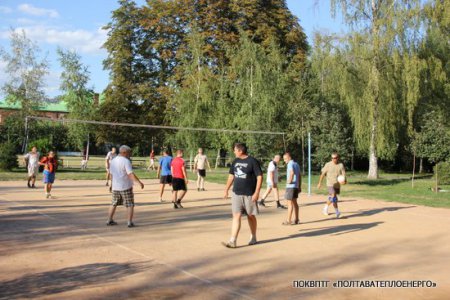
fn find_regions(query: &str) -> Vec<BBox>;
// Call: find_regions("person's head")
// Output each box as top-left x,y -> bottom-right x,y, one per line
119,145 -> 132,158
233,143 -> 248,158
273,154 -> 281,163
31,146 -> 37,153
162,148 -> 169,156
283,152 -> 292,163
331,152 -> 339,164
198,148 -> 203,155
48,151 -> 55,158
111,147 -> 116,154
176,149 -> 183,157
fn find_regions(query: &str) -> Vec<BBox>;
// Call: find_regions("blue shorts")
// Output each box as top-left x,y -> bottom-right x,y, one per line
43,170 -> 55,184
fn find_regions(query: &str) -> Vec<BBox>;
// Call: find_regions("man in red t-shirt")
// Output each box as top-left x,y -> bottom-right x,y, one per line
170,149 -> 188,209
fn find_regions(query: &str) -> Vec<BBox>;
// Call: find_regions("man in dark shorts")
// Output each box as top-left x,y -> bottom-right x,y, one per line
223,143 -> 263,248
282,152 -> 301,225
107,145 -> 144,228
317,152 -> 346,218
157,149 -> 173,202
170,149 -> 188,209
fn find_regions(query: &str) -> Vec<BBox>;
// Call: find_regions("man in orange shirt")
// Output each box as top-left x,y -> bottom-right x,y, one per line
39,151 -> 57,199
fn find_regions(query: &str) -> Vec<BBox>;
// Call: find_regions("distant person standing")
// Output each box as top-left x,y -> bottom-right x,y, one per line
24,146 -> 40,188
157,149 -> 173,202
81,148 -> 88,170
317,152 -> 346,218
258,155 -> 286,209
282,152 -> 301,225
39,151 -> 57,199
107,145 -> 144,228
170,150 -> 188,209
194,148 -> 211,191
105,147 -> 117,187
148,149 -> 156,171
223,143 -> 263,248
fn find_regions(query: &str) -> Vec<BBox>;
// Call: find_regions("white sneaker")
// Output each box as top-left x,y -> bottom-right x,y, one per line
46,193 -> 51,199
322,208 -> 329,216
336,211 -> 341,218
248,238 -> 257,246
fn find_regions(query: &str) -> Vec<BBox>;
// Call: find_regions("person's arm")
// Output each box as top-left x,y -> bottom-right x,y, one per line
317,173 -> 325,188
269,169 -> 275,185
252,175 -> 263,202
128,172 -> 144,189
157,163 -> 161,178
288,168 -> 294,184
182,165 -> 189,183
224,174 -> 234,199
193,156 -> 198,172
206,157 -> 211,171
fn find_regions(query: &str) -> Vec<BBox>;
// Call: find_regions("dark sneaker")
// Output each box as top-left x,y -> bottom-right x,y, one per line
173,202 -> 179,209
109,186 -> 112,193
106,220 -> 118,226
127,222 -> 135,228
293,219 -> 300,225
105,182 -> 109,186
27,182 -> 31,188
258,200 -> 266,207
176,201 -> 184,208
31,184 -> 36,188
277,204 -> 287,209
197,188 -> 200,191
201,188 -> 205,191
222,241 -> 236,248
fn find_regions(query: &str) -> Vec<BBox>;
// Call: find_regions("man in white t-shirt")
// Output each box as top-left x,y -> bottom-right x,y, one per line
258,155 -> 286,209
107,145 -> 144,228
23,146 -> 40,188
105,147 -> 117,187
194,148 -> 211,191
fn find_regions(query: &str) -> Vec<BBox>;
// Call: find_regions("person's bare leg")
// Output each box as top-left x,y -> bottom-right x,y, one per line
231,213 -> 242,240
247,215 -> 257,243
273,187 -> 279,201
293,199 -> 299,222
262,187 -> 272,200
47,183 -> 52,194
127,206 -> 134,223
196,173 -> 201,189
172,190 -> 177,203
159,184 -> 165,200
108,205 -> 117,221
286,200 -> 293,223
200,176 -> 205,190
177,190 -> 187,201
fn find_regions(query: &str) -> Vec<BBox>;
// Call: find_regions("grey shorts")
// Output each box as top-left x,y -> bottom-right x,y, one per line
231,193 -> 259,216
112,188 -> 135,207
328,185 -> 340,195
285,188 -> 299,200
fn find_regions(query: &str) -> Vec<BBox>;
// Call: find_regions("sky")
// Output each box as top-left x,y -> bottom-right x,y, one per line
0,0 -> 346,99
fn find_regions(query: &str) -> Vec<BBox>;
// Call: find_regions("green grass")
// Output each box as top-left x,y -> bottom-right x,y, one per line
1,166 -> 449,208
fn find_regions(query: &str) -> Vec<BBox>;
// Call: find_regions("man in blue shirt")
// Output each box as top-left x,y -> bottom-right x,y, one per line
282,152 -> 301,225
157,149 -> 173,202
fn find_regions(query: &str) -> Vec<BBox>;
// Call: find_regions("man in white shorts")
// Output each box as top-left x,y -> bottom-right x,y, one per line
24,146 -> 40,188
105,147 -> 117,187
194,148 -> 211,191
258,155 -> 286,209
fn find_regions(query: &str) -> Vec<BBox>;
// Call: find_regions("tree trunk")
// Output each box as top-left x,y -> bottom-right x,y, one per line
419,157 -> 424,173
412,152 -> 416,188
435,163 -> 438,193
367,0 -> 379,180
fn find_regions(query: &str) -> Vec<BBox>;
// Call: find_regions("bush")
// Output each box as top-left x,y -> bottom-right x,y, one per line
434,161 -> 450,185
0,142 -> 19,170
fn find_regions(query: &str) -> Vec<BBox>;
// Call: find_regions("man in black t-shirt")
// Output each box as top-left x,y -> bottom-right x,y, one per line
223,143 -> 263,248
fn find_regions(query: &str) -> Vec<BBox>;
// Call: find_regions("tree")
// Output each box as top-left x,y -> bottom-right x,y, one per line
413,111 -> 450,192
57,48 -> 94,150
0,29 -> 49,117
326,0 -> 422,178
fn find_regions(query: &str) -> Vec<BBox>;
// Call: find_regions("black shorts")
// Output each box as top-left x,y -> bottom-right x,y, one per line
160,175 -> 172,184
285,188 -> 299,200
198,169 -> 206,177
172,178 -> 187,191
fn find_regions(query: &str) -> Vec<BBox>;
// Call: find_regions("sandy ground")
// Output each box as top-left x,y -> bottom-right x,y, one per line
0,179 -> 449,300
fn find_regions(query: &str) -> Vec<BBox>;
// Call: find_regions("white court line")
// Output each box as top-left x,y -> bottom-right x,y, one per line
0,197 -> 255,300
